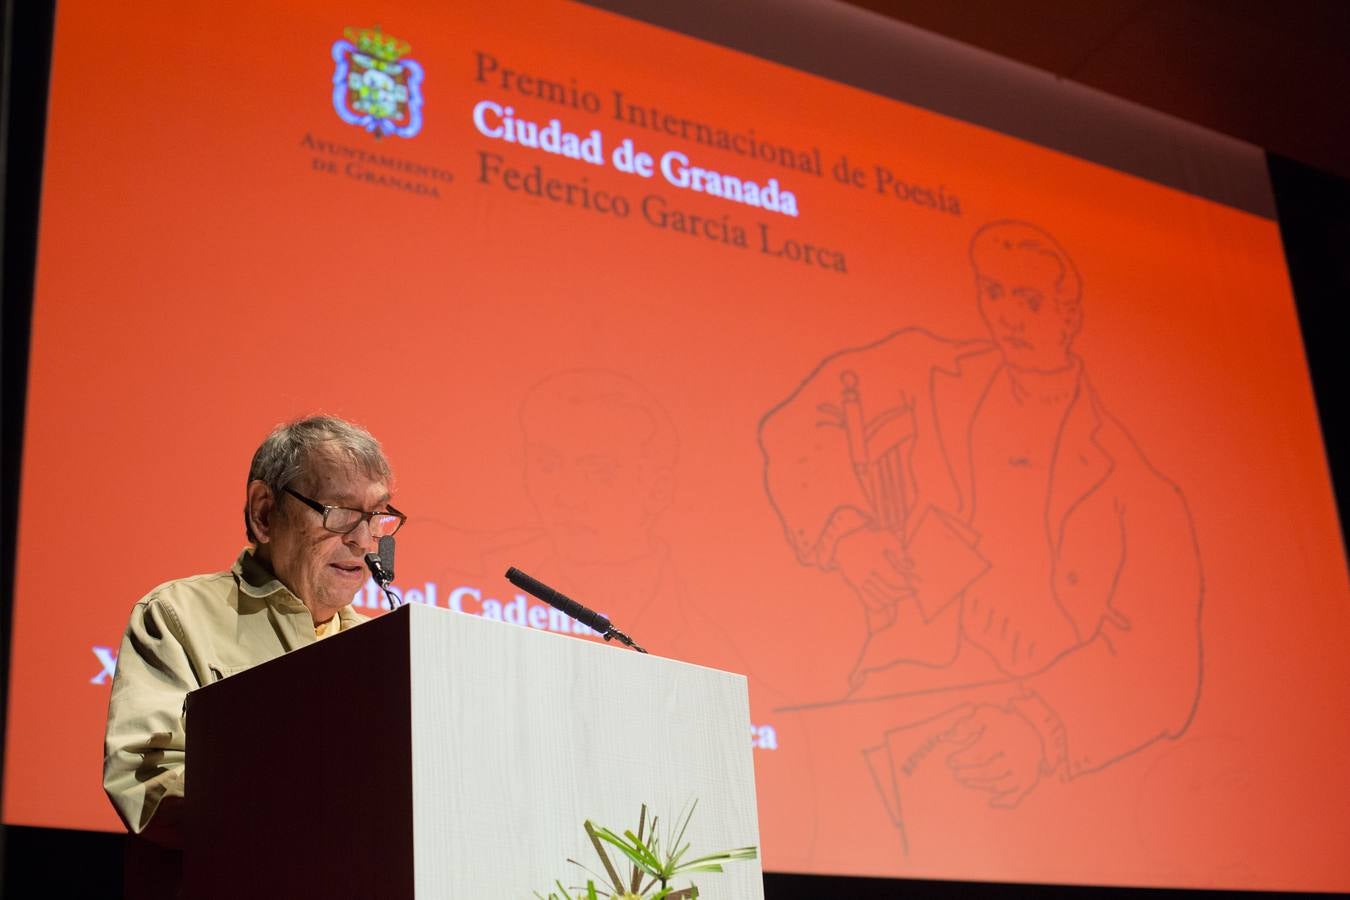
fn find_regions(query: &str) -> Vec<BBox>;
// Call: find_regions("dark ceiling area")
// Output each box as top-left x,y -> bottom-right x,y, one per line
842,0 -> 1350,184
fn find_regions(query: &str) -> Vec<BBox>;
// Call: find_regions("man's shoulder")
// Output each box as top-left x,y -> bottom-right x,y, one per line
1078,380 -> 1190,503
791,328 -> 994,390
848,327 -> 990,362
134,569 -> 238,614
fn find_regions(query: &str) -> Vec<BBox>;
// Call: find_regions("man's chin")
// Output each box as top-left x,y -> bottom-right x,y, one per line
319,577 -> 364,610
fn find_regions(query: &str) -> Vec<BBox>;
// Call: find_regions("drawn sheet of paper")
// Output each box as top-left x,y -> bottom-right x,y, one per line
904,505 -> 989,621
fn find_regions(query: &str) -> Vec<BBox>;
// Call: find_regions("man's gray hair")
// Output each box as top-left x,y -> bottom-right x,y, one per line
244,414 -> 392,541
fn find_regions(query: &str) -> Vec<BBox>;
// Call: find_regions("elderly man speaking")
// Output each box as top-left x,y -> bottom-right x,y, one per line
102,416 -> 405,866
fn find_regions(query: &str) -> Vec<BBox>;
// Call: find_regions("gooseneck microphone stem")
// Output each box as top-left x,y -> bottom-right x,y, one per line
504,567 -> 648,653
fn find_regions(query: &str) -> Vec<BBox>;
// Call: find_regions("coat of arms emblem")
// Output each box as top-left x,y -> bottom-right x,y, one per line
331,26 -> 424,138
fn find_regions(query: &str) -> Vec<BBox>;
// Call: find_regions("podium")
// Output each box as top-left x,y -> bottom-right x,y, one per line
183,603 -> 764,898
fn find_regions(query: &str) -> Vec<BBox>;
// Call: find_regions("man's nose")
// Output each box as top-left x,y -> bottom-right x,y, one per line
344,517 -> 379,553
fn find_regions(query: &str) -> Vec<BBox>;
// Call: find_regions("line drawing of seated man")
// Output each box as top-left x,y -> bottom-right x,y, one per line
758,220 -> 1203,825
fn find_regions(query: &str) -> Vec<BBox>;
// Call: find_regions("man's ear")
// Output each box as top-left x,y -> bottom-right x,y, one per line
246,480 -> 277,544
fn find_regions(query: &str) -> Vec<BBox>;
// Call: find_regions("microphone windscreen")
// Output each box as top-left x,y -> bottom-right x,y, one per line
378,535 -> 396,581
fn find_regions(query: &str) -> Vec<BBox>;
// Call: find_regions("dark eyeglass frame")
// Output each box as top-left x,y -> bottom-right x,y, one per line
283,486 -> 407,537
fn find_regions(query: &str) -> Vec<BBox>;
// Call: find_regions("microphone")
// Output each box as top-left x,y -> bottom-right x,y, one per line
363,552 -> 390,587
365,536 -> 401,608
378,535 -> 396,583
504,567 -> 647,653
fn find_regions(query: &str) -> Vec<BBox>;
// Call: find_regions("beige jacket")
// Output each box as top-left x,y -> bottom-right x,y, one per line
102,549 -> 364,846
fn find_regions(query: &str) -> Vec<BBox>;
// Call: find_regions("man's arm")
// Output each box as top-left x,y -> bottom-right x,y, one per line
759,351 -> 877,569
1028,473 -> 1203,777
103,597 -> 202,848
759,328 -> 970,568
941,443 -> 1202,804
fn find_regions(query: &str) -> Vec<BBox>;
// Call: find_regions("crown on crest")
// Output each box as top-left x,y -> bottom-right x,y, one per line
343,26 -> 411,62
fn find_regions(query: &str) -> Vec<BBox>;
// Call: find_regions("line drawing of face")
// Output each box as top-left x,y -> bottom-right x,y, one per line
520,370 -> 677,565
971,221 -> 1083,372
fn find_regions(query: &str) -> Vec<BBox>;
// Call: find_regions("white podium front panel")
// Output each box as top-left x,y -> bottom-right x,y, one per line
407,603 -> 763,897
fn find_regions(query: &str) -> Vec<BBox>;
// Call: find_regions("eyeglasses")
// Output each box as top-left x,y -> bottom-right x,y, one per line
283,486 -> 406,538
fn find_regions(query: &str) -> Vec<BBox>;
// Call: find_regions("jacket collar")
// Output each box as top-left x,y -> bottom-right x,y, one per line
1046,372 -> 1113,549
336,604 -> 367,630
233,548 -> 367,631
931,343 -> 1001,521
232,548 -> 293,601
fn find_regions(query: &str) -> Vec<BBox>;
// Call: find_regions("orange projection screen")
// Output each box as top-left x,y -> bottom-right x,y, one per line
6,0 -> 1350,892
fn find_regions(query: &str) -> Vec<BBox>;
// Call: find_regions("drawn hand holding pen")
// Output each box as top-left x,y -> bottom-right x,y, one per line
833,525 -> 915,630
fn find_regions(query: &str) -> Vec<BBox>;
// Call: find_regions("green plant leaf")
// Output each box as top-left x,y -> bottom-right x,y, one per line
567,854 -> 618,890
673,846 -> 758,875
537,802 -> 756,900
582,821 -> 627,896
591,825 -> 664,876
668,799 -> 698,863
